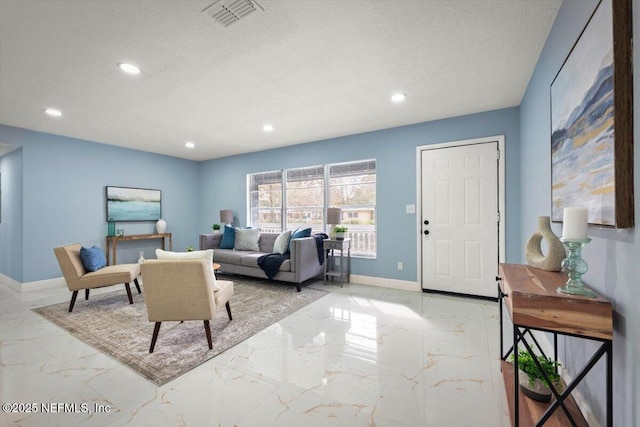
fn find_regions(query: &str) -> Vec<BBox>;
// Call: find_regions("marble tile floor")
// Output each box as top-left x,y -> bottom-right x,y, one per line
1,277 -> 512,427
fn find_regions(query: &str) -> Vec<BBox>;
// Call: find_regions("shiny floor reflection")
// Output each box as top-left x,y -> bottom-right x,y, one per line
1,278 -> 510,426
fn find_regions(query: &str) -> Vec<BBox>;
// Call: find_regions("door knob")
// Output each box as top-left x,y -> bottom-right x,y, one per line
424,230 -> 430,235
424,220 -> 429,225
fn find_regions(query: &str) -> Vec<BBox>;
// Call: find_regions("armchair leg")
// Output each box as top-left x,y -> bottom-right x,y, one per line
225,301 -> 233,321
134,278 -> 141,294
125,283 -> 133,304
150,322 -> 161,353
204,320 -> 213,349
69,290 -> 79,312
296,285 -> 301,292
85,289 -> 90,300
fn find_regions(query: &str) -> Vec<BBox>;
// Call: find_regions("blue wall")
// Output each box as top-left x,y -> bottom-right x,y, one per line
198,107 -> 520,282
519,0 -> 639,425
1,107 -> 520,284
0,148 -> 24,281
0,125 -> 200,282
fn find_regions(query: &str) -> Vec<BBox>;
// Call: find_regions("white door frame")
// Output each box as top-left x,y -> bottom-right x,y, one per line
416,135 -> 506,294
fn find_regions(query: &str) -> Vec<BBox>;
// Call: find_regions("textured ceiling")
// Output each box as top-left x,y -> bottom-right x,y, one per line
0,0 -> 561,161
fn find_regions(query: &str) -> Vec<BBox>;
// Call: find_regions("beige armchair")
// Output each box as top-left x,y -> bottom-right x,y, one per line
53,243 -> 141,312
140,259 -> 234,353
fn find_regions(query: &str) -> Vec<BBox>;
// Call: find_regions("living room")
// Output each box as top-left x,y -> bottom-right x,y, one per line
1,1 -> 638,426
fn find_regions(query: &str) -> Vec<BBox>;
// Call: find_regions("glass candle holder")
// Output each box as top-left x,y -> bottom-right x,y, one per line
557,237 -> 596,298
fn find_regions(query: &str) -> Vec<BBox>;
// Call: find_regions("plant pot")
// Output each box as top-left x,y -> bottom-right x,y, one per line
518,370 -> 552,402
335,232 -> 345,241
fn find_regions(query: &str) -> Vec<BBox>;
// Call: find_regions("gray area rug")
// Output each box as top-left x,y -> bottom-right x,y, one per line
33,277 -> 326,386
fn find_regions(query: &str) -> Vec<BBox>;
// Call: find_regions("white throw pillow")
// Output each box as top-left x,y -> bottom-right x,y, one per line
155,249 -> 220,291
273,230 -> 293,254
234,228 -> 260,251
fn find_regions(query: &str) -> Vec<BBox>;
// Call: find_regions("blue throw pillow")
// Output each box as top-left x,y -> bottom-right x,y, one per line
220,225 -> 235,249
79,246 -> 107,272
289,227 -> 312,252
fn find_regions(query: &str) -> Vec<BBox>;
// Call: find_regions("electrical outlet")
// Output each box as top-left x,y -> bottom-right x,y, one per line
397,262 -> 403,270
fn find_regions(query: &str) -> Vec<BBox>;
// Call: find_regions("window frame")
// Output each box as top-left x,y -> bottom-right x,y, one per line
247,159 -> 377,258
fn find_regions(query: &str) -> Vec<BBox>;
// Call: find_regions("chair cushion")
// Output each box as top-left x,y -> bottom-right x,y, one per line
234,228 -> 260,251
214,280 -> 234,310
220,225 -> 235,249
79,246 -> 107,272
79,263 -> 140,288
155,249 -> 220,291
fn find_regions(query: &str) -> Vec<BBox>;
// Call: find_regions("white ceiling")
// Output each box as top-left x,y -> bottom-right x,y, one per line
0,0 -> 561,161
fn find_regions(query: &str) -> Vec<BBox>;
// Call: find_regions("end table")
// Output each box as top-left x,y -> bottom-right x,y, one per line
323,238 -> 351,287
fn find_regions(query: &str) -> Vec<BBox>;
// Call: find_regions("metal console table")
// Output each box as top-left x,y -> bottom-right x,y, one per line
497,263 -> 613,427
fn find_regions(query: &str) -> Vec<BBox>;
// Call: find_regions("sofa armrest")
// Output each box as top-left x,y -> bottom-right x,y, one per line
199,234 -> 222,250
290,237 -> 323,282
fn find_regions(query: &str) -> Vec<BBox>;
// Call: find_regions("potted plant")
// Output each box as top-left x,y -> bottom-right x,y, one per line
334,225 -> 348,241
212,223 -> 221,233
510,350 -> 562,402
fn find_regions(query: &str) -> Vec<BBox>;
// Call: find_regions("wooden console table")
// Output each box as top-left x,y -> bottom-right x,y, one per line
497,263 -> 613,427
106,233 -> 172,265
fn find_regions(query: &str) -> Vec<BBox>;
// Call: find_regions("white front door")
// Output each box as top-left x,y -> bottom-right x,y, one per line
420,141 -> 499,298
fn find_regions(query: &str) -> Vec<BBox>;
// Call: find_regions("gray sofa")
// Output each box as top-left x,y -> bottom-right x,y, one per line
198,233 -> 323,292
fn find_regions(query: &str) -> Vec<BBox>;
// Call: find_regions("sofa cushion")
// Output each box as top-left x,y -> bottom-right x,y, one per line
258,233 -> 278,253
155,248 -> 220,291
234,228 -> 260,251
273,230 -> 293,254
241,253 -> 291,271
240,253 -> 263,268
79,246 -> 107,272
213,249 -> 247,265
220,225 -> 235,249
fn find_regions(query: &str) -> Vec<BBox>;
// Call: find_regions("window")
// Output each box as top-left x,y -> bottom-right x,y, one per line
328,160 -> 376,257
248,159 -> 376,257
286,166 -> 324,233
248,170 -> 282,233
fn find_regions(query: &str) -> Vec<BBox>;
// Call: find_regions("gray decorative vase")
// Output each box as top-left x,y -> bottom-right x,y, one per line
525,216 -> 565,271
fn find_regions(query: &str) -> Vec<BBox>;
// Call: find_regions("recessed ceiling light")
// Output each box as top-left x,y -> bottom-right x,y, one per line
391,93 -> 406,103
44,108 -> 63,117
118,62 -> 141,75
262,124 -> 274,132
185,142 -> 195,149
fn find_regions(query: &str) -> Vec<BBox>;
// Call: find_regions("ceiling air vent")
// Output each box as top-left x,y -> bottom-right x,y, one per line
202,0 -> 264,27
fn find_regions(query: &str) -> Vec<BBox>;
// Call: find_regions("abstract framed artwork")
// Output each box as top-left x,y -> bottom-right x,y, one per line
106,186 -> 162,222
551,0 -> 633,228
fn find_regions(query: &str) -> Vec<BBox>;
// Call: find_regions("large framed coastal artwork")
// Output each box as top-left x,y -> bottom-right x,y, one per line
551,0 -> 633,228
106,186 -> 162,222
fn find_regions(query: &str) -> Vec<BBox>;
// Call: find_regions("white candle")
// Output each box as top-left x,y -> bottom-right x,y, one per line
562,207 -> 588,240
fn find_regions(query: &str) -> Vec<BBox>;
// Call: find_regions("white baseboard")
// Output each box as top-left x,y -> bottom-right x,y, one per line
529,330 -> 599,427
350,274 -> 421,292
0,273 -> 66,292
1,273 -> 22,292
21,277 -> 67,292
